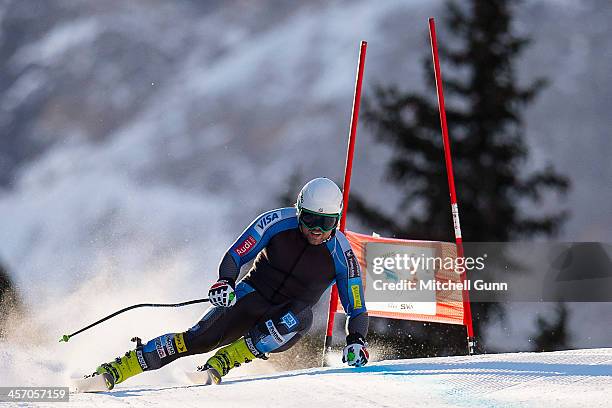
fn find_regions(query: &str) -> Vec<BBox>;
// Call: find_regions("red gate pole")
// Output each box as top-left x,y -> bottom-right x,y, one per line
321,40 -> 367,366
428,18 -> 476,354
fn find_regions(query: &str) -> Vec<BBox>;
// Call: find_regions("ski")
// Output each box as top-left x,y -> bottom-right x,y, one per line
185,368 -> 222,386
71,372 -> 115,393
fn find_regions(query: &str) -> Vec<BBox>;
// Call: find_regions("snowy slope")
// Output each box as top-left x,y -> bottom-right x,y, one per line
0,0 -> 611,360
51,348 -> 611,408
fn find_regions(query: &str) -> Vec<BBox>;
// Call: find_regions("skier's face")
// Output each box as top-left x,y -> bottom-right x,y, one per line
300,224 -> 333,245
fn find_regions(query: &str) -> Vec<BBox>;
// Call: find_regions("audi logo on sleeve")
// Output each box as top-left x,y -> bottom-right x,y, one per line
234,235 -> 257,256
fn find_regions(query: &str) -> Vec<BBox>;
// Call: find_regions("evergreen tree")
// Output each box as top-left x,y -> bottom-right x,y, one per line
531,303 -> 570,352
277,169 -> 305,207
352,0 -> 569,355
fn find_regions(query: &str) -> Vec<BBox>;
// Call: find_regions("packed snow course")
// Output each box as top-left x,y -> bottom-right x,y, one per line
49,348 -> 612,407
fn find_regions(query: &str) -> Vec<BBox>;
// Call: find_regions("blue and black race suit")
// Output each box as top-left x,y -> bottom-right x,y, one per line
136,207 -> 368,369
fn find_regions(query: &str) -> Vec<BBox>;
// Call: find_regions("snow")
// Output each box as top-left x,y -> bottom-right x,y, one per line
0,4 -> 611,404
46,348 -> 610,407
12,18 -> 101,67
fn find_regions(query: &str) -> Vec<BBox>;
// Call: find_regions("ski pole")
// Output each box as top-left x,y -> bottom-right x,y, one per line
59,297 -> 210,342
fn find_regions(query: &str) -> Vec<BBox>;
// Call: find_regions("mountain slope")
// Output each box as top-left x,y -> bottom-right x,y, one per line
65,348 -> 612,408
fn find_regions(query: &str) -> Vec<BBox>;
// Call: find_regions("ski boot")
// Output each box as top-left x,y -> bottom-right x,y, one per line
198,337 -> 259,384
94,337 -> 146,389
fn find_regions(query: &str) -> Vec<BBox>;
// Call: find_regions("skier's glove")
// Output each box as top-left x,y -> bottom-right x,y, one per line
208,278 -> 236,307
342,333 -> 369,367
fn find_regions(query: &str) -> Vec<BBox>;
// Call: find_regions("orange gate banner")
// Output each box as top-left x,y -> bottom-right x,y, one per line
340,231 -> 465,326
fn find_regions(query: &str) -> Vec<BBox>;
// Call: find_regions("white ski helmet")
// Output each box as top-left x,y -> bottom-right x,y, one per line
296,177 -> 343,215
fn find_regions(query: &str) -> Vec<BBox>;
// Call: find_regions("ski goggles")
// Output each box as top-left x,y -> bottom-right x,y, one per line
298,209 -> 340,232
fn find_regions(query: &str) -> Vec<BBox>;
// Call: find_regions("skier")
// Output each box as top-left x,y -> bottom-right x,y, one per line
93,177 -> 369,388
